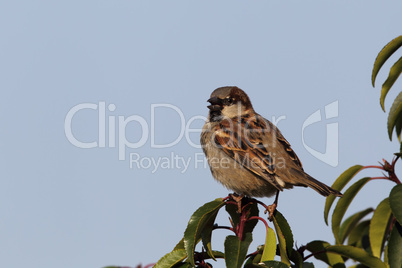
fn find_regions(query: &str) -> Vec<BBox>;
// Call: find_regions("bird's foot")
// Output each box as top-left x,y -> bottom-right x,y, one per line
267,203 -> 277,221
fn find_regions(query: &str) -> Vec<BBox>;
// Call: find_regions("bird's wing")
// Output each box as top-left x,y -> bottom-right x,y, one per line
264,119 -> 304,170
213,114 -> 287,190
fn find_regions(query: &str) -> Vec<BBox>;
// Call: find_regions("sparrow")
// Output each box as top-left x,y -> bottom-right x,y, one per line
200,86 -> 342,218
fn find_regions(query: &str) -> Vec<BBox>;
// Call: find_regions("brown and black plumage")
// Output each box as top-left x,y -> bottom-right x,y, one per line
201,86 -> 342,217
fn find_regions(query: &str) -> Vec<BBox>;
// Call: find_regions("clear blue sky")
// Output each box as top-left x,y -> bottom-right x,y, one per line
1,1 -> 401,267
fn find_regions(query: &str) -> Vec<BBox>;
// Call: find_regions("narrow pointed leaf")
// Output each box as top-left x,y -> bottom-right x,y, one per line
154,249 -> 187,268
244,261 -> 290,268
201,209 -> 221,261
332,177 -> 371,244
301,263 -> 315,268
369,198 -> 392,258
224,233 -> 252,268
244,199 -> 260,234
388,222 -> 402,268
173,238 -> 185,250
195,250 -> 225,262
384,242 -> 389,266
372,35 -> 402,87
209,250 -> 225,259
245,245 -> 264,265
261,227 -> 277,262
387,91 -> 402,140
389,183 -> 402,225
395,116 -> 402,142
273,210 -> 293,257
183,198 -> 225,266
325,165 -> 363,225
243,247 -> 262,265
326,245 -> 386,268
290,249 -> 304,268
172,263 -> 192,268
306,240 -> 344,266
272,211 -> 291,265
380,57 -> 402,111
347,220 -> 370,248
339,208 -> 373,244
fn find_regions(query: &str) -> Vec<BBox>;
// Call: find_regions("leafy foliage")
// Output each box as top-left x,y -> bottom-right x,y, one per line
154,197 -> 297,267
112,36 -> 402,268
372,35 -> 402,140
152,36 -> 402,268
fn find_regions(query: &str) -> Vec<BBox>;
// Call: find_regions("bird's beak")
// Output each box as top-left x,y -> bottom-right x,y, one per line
207,97 -> 223,111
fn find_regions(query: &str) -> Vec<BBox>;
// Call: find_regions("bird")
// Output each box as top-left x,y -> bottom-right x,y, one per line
200,86 -> 342,218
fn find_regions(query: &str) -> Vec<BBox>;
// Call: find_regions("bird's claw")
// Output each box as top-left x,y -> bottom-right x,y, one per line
267,203 -> 277,221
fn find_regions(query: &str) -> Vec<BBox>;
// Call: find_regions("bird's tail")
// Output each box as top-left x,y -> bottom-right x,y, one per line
305,174 -> 343,197
291,168 -> 343,197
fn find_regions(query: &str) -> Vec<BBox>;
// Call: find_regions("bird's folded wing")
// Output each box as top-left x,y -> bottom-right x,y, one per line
213,115 -> 284,190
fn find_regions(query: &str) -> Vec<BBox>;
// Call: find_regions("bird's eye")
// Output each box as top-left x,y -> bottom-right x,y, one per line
224,97 -> 234,106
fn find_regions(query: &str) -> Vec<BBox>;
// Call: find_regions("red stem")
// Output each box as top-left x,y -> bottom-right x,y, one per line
370,176 -> 391,181
249,216 -> 270,231
362,165 -> 384,170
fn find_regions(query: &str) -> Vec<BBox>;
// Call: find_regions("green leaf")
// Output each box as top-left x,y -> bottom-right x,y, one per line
224,233 -> 252,268
172,262 -> 192,268
244,250 -> 262,265
201,211 -> 220,261
192,251 -> 225,262
225,197 -> 259,235
273,210 -> 293,257
261,227 -> 277,262
339,208 -> 374,244
347,265 -> 371,268
183,198 -> 225,266
306,240 -> 344,266
388,222 -> 402,268
173,238 -> 185,250
244,260 -> 290,268
244,245 -> 264,265
332,177 -> 371,244
289,249 -> 303,268
369,198 -> 393,258
387,91 -> 402,140
301,263 -> 315,268
372,35 -> 402,87
252,253 -> 262,264
347,220 -> 370,248
389,183 -> 402,225
380,57 -> 402,112
209,250 -> 225,259
383,241 -> 389,266
244,200 -> 260,234
395,116 -> 402,142
272,211 -> 291,265
324,165 -> 363,225
326,245 -> 386,268
154,249 -> 187,268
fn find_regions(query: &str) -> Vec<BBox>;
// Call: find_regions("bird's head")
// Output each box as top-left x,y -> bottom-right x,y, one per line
207,86 -> 254,121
